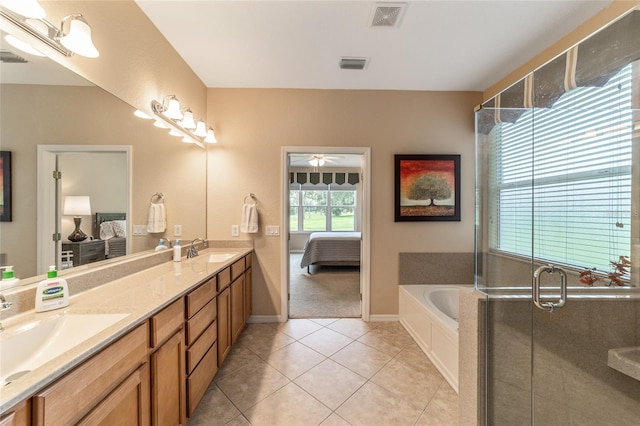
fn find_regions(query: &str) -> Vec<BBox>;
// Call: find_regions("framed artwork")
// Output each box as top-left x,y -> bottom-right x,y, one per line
0,151 -> 11,222
394,154 -> 460,222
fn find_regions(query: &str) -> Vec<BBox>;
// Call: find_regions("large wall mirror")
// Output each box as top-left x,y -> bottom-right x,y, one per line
0,30 -> 207,281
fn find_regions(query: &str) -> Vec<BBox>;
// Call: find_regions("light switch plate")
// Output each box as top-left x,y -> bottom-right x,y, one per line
133,225 -> 148,236
266,225 -> 280,236
231,225 -> 239,237
174,224 -> 182,236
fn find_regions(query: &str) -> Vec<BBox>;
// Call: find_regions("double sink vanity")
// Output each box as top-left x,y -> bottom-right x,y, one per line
0,244 -> 253,425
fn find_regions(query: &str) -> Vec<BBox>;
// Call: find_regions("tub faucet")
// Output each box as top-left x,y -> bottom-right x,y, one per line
187,238 -> 207,259
0,293 -> 12,332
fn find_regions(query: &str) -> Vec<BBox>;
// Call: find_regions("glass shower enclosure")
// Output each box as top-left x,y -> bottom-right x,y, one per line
474,10 -> 640,425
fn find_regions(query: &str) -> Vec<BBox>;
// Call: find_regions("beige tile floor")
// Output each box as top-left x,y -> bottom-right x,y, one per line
188,319 -> 459,426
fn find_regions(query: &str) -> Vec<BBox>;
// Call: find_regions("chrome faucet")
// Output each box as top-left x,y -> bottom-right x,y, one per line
187,238 -> 207,259
0,293 -> 12,332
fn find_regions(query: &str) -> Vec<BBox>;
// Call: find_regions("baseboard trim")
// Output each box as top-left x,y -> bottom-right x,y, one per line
247,315 -> 284,323
368,314 -> 399,322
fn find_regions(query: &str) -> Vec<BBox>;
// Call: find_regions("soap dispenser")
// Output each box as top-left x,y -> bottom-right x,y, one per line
35,265 -> 69,312
173,240 -> 181,262
1,266 -> 20,291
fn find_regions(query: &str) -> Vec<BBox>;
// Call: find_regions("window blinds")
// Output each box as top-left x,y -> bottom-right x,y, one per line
490,64 -> 632,272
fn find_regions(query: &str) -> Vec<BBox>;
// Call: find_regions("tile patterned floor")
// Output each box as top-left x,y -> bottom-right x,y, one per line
188,319 -> 459,426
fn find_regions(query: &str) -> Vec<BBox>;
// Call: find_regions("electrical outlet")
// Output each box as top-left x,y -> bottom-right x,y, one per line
174,224 -> 182,236
231,225 -> 239,237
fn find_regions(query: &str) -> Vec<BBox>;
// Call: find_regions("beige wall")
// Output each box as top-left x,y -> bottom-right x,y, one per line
206,89 -> 482,316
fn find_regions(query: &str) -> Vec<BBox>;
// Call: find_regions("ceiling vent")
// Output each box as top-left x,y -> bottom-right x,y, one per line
0,50 -> 28,63
370,2 -> 406,28
339,57 -> 368,70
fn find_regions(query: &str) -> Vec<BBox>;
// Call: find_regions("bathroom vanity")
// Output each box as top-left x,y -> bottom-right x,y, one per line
0,247 -> 253,425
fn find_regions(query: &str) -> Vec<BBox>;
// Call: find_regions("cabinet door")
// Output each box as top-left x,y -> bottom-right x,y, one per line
244,267 -> 252,322
151,330 -> 186,426
76,363 -> 150,426
217,287 -> 231,367
0,400 -> 30,426
230,276 -> 245,344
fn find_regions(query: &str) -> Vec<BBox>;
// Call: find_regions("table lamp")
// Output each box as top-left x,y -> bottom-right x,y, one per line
64,195 -> 91,242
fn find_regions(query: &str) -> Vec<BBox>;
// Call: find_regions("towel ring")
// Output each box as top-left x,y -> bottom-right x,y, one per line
244,193 -> 257,205
151,192 -> 164,203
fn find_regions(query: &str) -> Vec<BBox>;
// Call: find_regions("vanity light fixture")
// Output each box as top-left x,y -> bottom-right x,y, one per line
163,96 -> 183,120
153,120 -> 169,129
204,128 -> 218,144
168,129 -> 183,137
194,119 -> 207,137
0,3 -> 99,58
4,34 -> 45,56
134,110 -> 152,119
178,109 -> 196,130
59,14 -> 99,58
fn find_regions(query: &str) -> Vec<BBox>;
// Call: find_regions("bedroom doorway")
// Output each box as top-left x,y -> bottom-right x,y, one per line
37,145 -> 131,274
281,147 -> 371,321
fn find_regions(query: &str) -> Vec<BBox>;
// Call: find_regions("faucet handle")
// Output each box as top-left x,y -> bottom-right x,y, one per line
0,294 -> 12,310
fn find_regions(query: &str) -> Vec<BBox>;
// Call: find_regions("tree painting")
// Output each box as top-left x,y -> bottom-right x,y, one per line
395,155 -> 460,222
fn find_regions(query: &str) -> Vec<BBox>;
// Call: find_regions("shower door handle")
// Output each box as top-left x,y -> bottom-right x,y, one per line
533,265 -> 567,312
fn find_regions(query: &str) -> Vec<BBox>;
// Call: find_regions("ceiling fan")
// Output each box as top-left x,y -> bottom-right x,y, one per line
307,154 -> 342,167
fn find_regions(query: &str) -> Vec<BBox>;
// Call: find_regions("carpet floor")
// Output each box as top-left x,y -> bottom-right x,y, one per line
289,253 -> 361,318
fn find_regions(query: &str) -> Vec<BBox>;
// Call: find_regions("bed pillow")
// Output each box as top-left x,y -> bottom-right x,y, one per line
112,220 -> 127,238
99,221 -> 115,240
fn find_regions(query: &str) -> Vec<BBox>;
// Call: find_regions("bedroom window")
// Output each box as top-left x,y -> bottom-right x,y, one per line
490,64 -> 633,273
289,187 -> 356,232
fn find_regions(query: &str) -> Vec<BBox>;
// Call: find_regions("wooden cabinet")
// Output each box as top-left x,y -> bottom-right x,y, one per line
244,265 -> 252,321
216,286 -> 231,367
0,400 -> 30,426
61,239 -> 105,267
185,277 -> 218,418
230,275 -> 245,344
32,323 -> 149,426
149,299 -> 186,426
77,364 -> 150,426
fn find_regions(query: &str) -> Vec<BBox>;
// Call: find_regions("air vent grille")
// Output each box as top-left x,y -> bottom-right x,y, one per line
0,50 -> 28,63
339,57 -> 367,70
371,3 -> 406,28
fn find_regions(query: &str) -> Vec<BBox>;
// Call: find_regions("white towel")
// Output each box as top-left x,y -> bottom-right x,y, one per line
240,203 -> 258,233
147,203 -> 166,233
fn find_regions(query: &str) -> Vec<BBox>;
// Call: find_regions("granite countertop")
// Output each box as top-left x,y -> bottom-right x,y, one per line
0,247 -> 252,414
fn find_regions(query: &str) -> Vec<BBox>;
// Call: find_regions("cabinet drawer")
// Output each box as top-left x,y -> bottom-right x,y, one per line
186,342 -> 218,417
0,400 -> 30,426
185,277 -> 216,319
217,267 -> 231,291
32,323 -> 149,426
231,258 -> 245,281
186,319 -> 217,375
150,299 -> 184,348
185,298 -> 216,346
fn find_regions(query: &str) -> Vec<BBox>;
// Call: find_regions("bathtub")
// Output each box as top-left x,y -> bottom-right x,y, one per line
399,285 -> 468,393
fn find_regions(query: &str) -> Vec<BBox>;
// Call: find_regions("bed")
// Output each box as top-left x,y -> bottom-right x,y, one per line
93,213 -> 127,259
300,231 -> 361,273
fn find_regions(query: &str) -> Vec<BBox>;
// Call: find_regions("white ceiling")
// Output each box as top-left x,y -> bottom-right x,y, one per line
136,0 -> 612,92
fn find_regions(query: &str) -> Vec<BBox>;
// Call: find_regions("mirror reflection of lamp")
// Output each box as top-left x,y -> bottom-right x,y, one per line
63,196 -> 91,242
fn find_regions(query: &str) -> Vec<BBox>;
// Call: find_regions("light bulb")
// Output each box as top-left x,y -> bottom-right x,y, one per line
204,128 -> 218,144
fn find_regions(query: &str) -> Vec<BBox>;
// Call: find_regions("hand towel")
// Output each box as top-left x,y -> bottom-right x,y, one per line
147,203 -> 166,233
240,203 -> 259,233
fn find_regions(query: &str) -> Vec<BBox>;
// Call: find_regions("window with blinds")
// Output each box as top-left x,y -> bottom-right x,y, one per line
490,64 -> 632,273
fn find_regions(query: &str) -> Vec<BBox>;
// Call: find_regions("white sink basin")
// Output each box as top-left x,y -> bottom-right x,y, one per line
0,313 -> 128,386
205,253 -> 237,263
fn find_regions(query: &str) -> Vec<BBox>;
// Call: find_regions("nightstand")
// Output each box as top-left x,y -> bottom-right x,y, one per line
62,239 -> 106,267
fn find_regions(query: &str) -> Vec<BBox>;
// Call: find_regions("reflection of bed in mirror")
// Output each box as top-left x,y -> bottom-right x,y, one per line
93,213 -> 127,259
300,232 -> 361,274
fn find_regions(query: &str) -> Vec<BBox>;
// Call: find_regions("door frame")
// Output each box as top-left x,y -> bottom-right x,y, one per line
37,145 -> 132,275
280,146 -> 371,322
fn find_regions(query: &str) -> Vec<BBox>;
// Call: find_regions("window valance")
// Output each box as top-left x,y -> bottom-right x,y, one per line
289,172 -> 360,186
478,10 -> 640,135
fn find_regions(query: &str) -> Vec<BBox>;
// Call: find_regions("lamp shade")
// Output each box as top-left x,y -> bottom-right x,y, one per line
194,119 -> 207,137
59,14 -> 99,58
179,109 -> 196,130
63,196 -> 91,216
204,127 -> 218,144
164,97 -> 182,120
